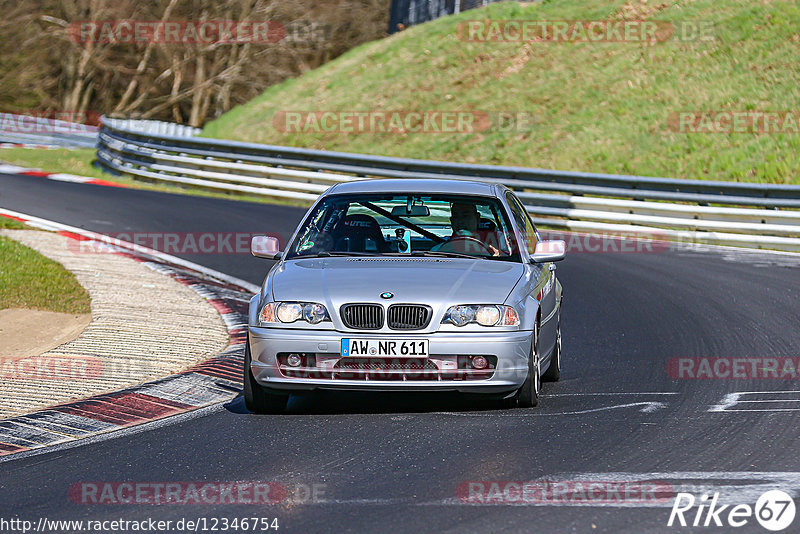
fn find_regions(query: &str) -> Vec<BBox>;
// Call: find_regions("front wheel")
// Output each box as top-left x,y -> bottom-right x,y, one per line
542,316 -> 561,382
243,334 -> 289,414
504,329 -> 541,408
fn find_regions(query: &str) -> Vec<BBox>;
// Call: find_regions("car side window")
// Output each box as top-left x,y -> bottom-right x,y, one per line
505,192 -> 538,254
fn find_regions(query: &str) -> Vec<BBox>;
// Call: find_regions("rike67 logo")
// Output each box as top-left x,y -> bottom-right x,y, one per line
668,490 -> 796,531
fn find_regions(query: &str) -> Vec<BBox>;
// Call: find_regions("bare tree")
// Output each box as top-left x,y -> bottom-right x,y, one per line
0,0 -> 388,126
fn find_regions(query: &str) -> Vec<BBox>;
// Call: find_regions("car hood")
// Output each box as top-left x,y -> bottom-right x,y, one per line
270,257 -> 524,309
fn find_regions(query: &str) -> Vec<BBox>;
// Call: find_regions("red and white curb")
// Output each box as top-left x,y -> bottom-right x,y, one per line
0,162 -> 125,187
0,209 -> 259,458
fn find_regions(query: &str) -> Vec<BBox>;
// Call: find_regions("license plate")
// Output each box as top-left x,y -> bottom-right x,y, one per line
341,339 -> 429,357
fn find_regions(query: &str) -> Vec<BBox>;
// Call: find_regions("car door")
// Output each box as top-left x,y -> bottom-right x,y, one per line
505,191 -> 558,360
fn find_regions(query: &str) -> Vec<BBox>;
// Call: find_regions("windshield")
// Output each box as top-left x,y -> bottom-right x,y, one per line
285,193 -> 522,262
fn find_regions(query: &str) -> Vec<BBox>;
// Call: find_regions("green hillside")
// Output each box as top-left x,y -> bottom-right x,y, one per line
202,0 -> 800,184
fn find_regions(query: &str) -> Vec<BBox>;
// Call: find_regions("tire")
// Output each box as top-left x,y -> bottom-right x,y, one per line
542,316 -> 561,382
243,334 -> 289,414
505,328 -> 541,408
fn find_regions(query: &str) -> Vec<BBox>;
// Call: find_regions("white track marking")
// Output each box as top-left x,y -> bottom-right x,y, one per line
709,393 -> 743,412
543,392 -> 679,396
709,391 -> 800,412
0,164 -> 28,173
735,399 -> 800,403
245,472 -> 800,509
45,173 -> 93,183
562,472 -> 800,506
434,401 -> 668,417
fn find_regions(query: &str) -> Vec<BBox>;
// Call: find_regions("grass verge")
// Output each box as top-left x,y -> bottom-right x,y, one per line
0,227 -> 91,314
203,0 -> 800,184
0,216 -> 24,230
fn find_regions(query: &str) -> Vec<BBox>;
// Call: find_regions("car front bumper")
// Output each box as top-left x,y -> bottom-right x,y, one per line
248,326 -> 532,394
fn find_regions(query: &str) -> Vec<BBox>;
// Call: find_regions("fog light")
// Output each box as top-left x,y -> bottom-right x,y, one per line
471,356 -> 489,370
286,354 -> 303,367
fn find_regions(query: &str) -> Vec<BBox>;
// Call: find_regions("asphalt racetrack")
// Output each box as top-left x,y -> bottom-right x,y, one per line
2,171 -> 800,533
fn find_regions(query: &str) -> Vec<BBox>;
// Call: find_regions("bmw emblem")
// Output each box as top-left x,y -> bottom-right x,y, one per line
380,292 -> 394,299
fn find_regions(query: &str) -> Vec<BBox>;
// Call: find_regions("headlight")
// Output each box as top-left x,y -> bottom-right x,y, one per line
277,302 -> 303,323
260,301 -> 330,325
302,303 -> 328,324
442,305 -> 519,327
446,305 -> 475,326
475,306 -> 501,326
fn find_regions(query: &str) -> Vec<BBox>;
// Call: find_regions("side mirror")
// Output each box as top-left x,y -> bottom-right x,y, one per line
251,235 -> 282,260
530,240 -> 566,263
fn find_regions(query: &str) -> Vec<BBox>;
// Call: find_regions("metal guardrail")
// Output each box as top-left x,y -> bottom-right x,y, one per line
96,117 -> 800,252
102,118 -> 200,138
0,116 -> 199,149
0,113 -> 98,149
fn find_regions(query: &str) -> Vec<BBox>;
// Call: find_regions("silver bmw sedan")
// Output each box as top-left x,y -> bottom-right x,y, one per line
245,179 -> 565,413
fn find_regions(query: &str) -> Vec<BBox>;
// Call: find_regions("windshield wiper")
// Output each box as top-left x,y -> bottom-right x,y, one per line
298,251 -> 480,259
309,251 -> 378,257
407,251 -> 478,260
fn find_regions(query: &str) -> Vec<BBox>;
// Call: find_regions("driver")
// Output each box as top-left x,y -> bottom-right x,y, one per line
431,202 -> 499,255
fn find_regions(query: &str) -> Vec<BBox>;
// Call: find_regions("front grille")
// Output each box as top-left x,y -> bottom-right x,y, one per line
387,304 -> 432,330
340,303 -> 384,330
333,358 -> 439,381
275,352 -> 496,381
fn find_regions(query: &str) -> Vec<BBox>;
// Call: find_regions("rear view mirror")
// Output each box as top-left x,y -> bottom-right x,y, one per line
391,205 -> 430,217
251,235 -> 282,260
530,240 -> 566,263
